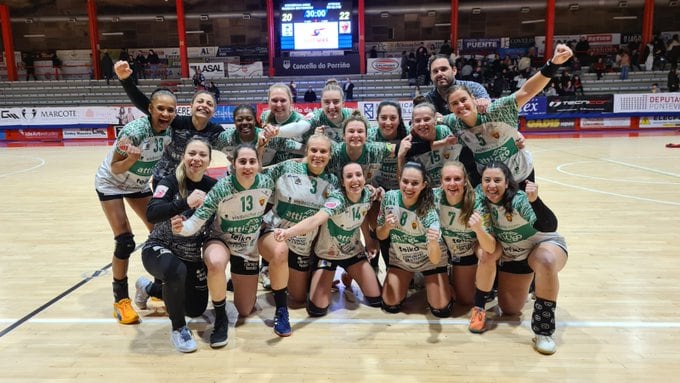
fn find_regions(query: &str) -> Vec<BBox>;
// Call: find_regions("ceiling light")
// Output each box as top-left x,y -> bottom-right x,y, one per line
569,3 -> 580,11
25,18 -> 34,23
24,34 -> 46,38
155,16 -> 165,22
380,11 -> 389,18
68,17 -> 77,22
242,13 -> 251,19
200,15 -> 209,21
112,17 -> 120,22
618,1 -> 628,7
612,15 -> 637,19
102,32 -> 124,36
521,19 -> 545,24
427,10 -> 436,17
472,8 -> 481,14
186,30 -> 204,34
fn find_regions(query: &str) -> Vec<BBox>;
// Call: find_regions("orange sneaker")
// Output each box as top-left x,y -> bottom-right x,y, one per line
113,298 -> 140,324
468,306 -> 486,333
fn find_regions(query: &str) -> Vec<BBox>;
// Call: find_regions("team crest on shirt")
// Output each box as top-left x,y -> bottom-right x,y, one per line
323,190 -> 329,198
492,131 -> 501,140
505,212 -> 513,222
259,197 -> 266,206
411,221 -> 417,229
444,152 -> 450,159
153,185 -> 168,198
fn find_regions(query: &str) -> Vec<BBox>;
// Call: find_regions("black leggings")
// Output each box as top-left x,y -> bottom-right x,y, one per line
141,244 -> 208,330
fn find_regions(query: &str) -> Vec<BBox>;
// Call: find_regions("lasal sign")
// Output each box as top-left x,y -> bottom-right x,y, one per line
189,62 -> 225,79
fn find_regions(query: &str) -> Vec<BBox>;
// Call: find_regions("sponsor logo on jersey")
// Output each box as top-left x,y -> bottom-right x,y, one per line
153,185 -> 168,198
324,201 -> 339,209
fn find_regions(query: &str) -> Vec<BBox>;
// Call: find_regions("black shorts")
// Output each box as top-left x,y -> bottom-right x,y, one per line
312,253 -> 367,272
230,255 -> 260,276
96,189 -> 152,202
389,265 -> 448,276
498,259 -> 533,275
289,250 -> 311,271
449,254 -> 478,266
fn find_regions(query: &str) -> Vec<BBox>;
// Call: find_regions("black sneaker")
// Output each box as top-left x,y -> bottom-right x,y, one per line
210,317 -> 229,348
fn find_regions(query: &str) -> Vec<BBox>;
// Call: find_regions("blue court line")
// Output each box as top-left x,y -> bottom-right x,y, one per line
0,243 -> 144,338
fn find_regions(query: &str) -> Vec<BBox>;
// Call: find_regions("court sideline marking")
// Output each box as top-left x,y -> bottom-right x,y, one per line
0,156 -> 46,178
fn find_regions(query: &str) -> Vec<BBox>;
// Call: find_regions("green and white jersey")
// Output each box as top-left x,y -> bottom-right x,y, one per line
327,142 -> 393,185
315,187 -> 372,260
368,126 -> 409,190
303,107 -> 353,143
377,190 -> 448,272
263,160 -> 339,255
482,187 -> 567,262
95,117 -> 172,194
443,95 -> 533,183
179,173 -> 275,262
409,124 -> 462,187
433,188 -> 492,259
213,127 -> 260,163
260,110 -> 306,163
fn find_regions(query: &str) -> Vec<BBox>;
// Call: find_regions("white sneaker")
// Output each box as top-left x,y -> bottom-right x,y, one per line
533,335 -> 557,355
171,326 -> 198,353
259,266 -> 271,290
134,276 -> 152,310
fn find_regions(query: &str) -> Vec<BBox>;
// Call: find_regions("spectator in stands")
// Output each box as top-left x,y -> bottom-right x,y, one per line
51,52 -> 62,80
400,51 -> 408,79
668,69 -> 679,92
592,57 -> 606,80
668,34 -> 680,69
618,49 -> 631,80
134,51 -> 147,79
119,48 -> 130,62
491,74 -> 505,98
572,75 -> 584,96
407,52 -> 417,85
147,49 -> 160,79
23,52 -> 37,81
544,82 -> 558,96
369,46 -> 378,59
101,51 -> 114,85
653,34 -> 667,70
207,81 -> 221,103
416,42 -> 429,85
288,81 -> 298,102
343,78 -> 355,100
575,36 -> 591,66
192,68 -> 205,89
439,40 -> 452,56
124,107 -> 135,124
650,83 -> 659,93
304,87 -> 317,102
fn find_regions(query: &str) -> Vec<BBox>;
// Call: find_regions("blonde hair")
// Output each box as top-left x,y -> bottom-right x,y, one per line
175,137 -> 212,199
265,83 -> 294,124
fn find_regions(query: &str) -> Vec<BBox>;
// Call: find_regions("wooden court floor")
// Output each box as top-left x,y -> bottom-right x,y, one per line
1,132 -> 680,382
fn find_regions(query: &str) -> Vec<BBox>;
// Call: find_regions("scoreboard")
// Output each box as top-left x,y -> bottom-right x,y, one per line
279,1 -> 354,51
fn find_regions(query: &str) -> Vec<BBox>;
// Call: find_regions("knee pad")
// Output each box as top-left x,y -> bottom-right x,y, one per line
430,299 -> 454,318
381,301 -> 401,314
306,299 -> 328,317
365,295 -> 382,308
113,233 -> 135,260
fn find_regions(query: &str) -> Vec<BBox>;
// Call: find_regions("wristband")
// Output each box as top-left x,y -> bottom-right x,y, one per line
540,60 -> 560,78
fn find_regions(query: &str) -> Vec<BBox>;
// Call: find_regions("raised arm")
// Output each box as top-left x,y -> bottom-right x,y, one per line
514,44 -> 573,108
114,60 -> 151,114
